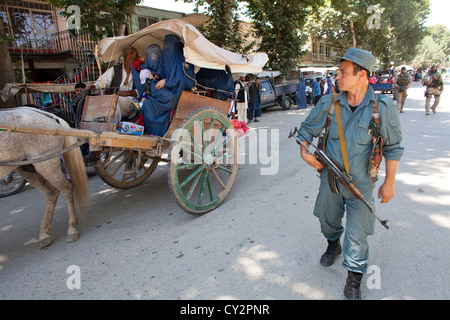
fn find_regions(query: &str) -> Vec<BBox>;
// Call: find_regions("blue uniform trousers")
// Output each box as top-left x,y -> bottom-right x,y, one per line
314,168 -> 376,273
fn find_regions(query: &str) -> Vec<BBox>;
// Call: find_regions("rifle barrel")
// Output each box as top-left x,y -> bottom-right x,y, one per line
289,127 -> 390,230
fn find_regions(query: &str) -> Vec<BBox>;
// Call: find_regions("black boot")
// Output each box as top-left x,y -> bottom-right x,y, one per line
344,271 -> 363,300
320,238 -> 342,267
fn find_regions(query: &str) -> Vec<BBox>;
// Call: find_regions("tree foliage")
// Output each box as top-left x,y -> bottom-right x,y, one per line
412,24 -> 450,69
426,24 -> 450,57
180,0 -> 254,53
47,0 -> 141,41
182,0 -> 325,76
307,0 -> 430,67
244,0 -> 323,76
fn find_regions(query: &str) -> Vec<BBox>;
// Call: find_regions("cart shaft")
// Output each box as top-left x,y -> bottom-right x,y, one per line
0,123 -> 159,151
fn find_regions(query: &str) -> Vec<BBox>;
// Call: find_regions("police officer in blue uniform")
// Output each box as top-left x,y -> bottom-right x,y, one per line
298,48 -> 404,299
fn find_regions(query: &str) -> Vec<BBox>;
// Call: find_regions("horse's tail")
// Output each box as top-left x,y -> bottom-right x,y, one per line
60,121 -> 89,217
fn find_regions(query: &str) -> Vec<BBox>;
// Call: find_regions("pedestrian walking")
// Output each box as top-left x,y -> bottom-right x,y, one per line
311,78 -> 321,105
295,79 -> 307,109
325,74 -> 333,94
248,77 -> 262,123
320,78 -> 325,96
297,48 -> 404,300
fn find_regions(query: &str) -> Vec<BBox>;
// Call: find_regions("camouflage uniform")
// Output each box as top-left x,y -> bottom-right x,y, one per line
394,71 -> 411,113
424,69 -> 444,115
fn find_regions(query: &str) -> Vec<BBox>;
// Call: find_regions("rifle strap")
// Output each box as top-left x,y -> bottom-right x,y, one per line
324,93 -> 382,180
334,100 -> 350,174
321,93 -> 339,153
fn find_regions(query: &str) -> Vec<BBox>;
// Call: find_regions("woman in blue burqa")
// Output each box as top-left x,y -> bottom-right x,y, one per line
132,35 -> 196,136
131,43 -> 163,99
295,79 -> 307,109
310,78 -> 321,105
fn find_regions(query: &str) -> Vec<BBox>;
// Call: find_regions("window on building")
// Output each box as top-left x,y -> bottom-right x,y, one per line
32,11 -> 55,49
311,39 -> 333,60
319,42 -> 325,59
312,40 -> 318,56
8,8 -> 34,48
2,1 -> 56,50
138,16 -> 158,30
325,44 -> 331,58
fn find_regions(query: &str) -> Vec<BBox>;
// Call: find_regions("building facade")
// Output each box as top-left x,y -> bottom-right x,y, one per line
301,38 -> 340,68
1,0 -> 98,84
1,1 -> 337,84
0,1 -> 210,84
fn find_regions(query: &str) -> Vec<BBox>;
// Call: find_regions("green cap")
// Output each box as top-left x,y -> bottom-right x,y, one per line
338,48 -> 377,71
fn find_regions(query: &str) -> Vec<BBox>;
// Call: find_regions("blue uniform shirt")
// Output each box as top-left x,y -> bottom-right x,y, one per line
299,86 -> 404,184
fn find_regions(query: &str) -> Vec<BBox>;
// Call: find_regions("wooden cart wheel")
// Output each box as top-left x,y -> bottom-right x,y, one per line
95,148 -> 159,189
168,107 -> 239,215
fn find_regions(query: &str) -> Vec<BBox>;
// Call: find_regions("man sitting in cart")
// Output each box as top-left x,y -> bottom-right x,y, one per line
89,47 -> 140,120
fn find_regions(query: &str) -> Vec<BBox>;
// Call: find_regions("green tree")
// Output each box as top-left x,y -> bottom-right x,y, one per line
182,0 -> 325,76
426,24 -> 450,57
412,24 -> 450,69
307,0 -> 430,67
180,0 -> 253,53
47,0 -> 141,41
384,0 -> 429,64
245,0 -> 323,76
307,0 -> 369,52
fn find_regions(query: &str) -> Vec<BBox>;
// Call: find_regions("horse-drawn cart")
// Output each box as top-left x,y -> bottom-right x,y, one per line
0,20 -> 268,216
1,91 -> 237,214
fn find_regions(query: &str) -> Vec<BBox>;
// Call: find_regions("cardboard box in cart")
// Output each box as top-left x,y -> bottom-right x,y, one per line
118,122 -> 144,136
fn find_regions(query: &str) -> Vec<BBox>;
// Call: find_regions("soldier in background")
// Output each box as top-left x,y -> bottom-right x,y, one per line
423,65 -> 444,115
393,67 -> 411,113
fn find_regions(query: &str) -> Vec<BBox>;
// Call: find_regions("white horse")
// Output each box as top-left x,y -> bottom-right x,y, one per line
0,107 -> 88,248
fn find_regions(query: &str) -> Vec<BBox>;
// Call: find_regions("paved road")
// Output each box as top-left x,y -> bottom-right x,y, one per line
1,80 -> 449,300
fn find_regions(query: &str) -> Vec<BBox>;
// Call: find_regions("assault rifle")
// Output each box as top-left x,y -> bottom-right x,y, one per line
288,127 -> 389,230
